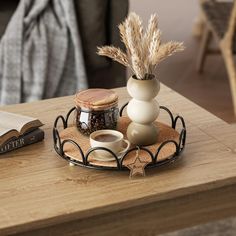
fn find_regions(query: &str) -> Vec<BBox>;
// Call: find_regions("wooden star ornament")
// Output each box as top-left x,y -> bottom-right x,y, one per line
126,148 -> 150,178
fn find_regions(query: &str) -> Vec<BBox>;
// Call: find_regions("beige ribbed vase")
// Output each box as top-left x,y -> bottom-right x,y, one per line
126,74 -> 160,146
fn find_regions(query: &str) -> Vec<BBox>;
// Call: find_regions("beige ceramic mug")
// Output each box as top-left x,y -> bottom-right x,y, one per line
90,130 -> 130,160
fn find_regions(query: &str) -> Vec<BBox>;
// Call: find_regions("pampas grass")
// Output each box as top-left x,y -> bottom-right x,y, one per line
97,46 -> 130,67
97,12 -> 185,80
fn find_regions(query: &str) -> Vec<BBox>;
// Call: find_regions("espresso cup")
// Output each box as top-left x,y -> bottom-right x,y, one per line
90,130 -> 130,160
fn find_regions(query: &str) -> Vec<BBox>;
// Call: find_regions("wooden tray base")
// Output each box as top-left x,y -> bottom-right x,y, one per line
59,117 -> 180,168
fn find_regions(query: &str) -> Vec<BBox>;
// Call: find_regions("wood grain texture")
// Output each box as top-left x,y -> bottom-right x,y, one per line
0,85 -> 236,235
16,184 -> 236,236
74,88 -> 118,110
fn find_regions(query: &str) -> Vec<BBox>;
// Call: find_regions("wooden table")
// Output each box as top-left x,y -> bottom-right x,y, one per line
0,84 -> 236,236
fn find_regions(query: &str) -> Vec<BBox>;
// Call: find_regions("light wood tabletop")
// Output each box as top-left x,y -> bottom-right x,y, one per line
0,84 -> 236,236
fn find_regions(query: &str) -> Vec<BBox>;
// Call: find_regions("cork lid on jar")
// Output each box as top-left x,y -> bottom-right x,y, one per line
75,89 -> 118,111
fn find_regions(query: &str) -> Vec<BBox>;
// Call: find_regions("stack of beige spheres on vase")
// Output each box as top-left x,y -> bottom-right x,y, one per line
98,12 -> 184,146
126,74 -> 160,145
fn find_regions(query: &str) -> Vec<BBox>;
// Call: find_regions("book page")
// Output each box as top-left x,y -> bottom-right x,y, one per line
0,111 -> 41,134
0,126 -> 14,137
0,126 -> 19,145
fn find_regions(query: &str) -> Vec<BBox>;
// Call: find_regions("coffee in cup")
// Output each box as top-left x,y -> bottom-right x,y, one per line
94,134 -> 119,142
90,130 -> 130,160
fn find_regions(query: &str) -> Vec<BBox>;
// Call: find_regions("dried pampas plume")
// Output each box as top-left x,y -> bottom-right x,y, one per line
97,12 -> 185,80
97,46 -> 130,67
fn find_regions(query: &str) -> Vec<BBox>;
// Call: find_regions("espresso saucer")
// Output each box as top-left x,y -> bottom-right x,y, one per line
90,142 -> 130,162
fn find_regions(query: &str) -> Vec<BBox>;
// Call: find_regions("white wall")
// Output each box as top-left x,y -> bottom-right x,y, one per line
129,0 -> 200,41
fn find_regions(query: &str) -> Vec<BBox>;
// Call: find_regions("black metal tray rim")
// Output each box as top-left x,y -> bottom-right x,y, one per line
53,103 -> 186,170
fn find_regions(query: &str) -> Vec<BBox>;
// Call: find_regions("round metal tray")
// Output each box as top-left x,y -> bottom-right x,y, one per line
53,103 -> 186,170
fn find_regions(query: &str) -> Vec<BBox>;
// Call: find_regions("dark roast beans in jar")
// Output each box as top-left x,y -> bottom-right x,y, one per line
75,89 -> 119,135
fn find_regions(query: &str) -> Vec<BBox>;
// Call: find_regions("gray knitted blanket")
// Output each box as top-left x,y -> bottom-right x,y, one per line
0,0 -> 87,105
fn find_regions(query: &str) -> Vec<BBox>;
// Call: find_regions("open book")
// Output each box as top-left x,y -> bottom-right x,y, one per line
0,111 -> 43,145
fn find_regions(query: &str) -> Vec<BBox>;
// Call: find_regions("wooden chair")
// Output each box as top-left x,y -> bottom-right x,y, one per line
197,0 -> 236,115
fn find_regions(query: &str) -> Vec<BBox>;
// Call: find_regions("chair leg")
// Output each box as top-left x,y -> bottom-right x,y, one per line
196,26 -> 212,73
192,12 -> 205,38
221,47 -> 236,116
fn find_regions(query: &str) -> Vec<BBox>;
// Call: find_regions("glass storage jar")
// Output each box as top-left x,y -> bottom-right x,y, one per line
75,89 -> 119,135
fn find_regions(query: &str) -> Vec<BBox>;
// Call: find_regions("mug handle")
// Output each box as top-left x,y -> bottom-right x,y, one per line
118,139 -> 131,155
